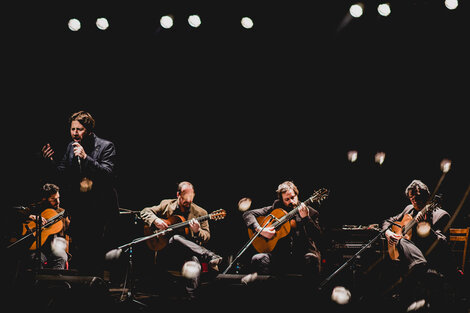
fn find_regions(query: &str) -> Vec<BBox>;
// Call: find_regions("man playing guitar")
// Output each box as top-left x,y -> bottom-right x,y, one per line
140,181 -> 223,301
242,180 -> 324,284
13,183 -> 70,270
382,179 -> 456,308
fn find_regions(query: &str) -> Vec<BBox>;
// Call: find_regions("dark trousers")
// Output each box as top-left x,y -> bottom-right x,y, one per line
163,234 -> 218,299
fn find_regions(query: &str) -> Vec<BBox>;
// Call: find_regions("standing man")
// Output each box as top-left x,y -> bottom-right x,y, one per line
41,110 -> 119,277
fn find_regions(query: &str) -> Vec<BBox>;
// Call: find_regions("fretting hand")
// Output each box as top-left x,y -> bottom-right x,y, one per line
298,203 -> 309,218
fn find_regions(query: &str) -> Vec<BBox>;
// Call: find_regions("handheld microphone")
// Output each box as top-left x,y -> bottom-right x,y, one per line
73,141 -> 81,168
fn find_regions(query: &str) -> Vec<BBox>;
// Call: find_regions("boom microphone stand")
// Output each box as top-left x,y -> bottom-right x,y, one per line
108,226 -> 170,308
223,214 -> 275,275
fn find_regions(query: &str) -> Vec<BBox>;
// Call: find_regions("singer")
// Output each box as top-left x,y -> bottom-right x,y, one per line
41,110 -> 120,278
242,180 -> 323,286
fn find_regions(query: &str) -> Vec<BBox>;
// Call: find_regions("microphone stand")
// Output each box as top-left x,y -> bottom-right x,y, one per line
33,215 -> 42,272
223,214 -> 275,275
111,227 -> 171,308
318,222 -> 395,291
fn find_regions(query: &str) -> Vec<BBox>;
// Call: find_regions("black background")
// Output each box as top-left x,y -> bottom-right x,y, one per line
4,1 -> 469,260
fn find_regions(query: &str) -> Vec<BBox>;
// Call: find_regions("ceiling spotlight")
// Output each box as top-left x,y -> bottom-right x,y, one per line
241,17 -> 254,29
377,3 -> 391,17
96,17 -> 109,30
188,14 -> 201,28
349,3 -> 364,18
445,0 -> 458,10
375,152 -> 386,165
68,18 -> 81,31
347,150 -> 358,163
160,15 -> 174,29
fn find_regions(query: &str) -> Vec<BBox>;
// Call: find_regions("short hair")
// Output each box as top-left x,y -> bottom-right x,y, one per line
276,181 -> 298,200
405,179 -> 430,198
69,110 -> 95,132
41,183 -> 60,199
177,181 -> 194,193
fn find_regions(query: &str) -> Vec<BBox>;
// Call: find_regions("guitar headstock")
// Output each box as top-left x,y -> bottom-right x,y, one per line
209,209 -> 226,221
306,188 -> 330,206
425,197 -> 441,213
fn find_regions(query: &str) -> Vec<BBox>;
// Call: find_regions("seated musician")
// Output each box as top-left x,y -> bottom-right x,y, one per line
139,181 -> 222,301
14,183 -> 70,270
242,180 -> 323,284
382,179 -> 456,307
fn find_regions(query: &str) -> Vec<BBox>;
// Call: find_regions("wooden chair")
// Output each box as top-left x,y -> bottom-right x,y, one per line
449,227 -> 469,272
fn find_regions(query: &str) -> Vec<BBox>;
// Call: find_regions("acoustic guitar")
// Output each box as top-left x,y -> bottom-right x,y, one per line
21,208 -> 66,250
247,188 -> 329,253
143,209 -> 226,251
387,199 -> 439,260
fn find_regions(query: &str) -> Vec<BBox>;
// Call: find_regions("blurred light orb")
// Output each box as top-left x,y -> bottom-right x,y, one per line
96,17 -> 109,30
68,18 -> 81,31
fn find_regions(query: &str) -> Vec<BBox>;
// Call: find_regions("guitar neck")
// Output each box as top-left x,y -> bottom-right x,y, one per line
169,214 -> 211,231
271,189 -> 328,229
403,203 -> 435,234
44,210 -> 65,227
272,205 -> 301,229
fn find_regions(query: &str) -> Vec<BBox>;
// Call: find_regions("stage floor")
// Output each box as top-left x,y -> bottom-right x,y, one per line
3,267 -> 469,313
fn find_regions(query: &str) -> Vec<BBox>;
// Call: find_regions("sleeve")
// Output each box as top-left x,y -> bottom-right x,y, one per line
300,207 -> 322,237
195,216 -> 211,244
432,209 -> 451,242
84,141 -> 116,177
242,205 -> 273,231
140,203 -> 164,228
382,206 -> 408,231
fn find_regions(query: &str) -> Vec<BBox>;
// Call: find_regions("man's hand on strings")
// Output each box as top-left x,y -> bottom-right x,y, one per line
257,226 -> 275,239
189,218 -> 200,234
385,229 -> 402,245
153,218 -> 169,230
29,214 -> 47,225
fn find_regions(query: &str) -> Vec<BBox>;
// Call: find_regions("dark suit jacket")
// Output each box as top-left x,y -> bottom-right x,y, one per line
54,133 -> 119,237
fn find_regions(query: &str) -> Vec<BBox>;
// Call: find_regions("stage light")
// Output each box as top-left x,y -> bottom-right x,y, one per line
417,221 -> 431,238
347,150 -> 358,163
377,3 -> 391,17
238,197 -> 252,212
68,18 -> 81,31
181,260 -> 201,279
188,14 -> 201,28
160,15 -> 174,29
331,286 -> 351,305
349,3 -> 364,18
96,17 -> 109,30
445,0 -> 458,10
241,17 -> 254,29
440,158 -> 451,173
374,152 -> 386,165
